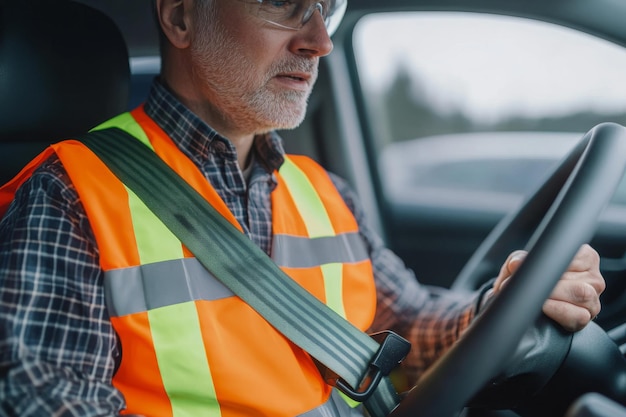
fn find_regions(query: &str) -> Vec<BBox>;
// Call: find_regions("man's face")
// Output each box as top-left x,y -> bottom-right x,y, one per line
189,0 -> 333,135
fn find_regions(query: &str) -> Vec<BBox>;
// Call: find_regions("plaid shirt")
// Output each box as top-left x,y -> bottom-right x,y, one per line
0,80 -> 481,416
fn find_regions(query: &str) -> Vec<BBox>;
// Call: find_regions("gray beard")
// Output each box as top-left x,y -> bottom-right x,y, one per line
190,17 -> 317,134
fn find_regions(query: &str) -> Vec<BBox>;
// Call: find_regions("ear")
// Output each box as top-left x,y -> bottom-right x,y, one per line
155,0 -> 193,49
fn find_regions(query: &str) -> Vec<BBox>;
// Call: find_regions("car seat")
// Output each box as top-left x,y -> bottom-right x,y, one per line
0,0 -> 130,185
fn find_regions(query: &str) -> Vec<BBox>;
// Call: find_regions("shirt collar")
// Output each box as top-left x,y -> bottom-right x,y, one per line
143,78 -> 285,174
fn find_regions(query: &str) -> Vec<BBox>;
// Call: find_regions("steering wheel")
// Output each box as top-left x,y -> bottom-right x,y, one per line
389,122 -> 626,417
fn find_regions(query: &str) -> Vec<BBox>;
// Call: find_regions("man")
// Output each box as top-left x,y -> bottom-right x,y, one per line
0,0 -> 604,416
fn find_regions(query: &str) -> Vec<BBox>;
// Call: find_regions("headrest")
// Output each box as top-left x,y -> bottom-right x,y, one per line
0,0 -> 130,143
0,0 -> 130,184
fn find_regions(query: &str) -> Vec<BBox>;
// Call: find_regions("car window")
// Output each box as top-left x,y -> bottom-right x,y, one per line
412,159 -> 554,193
352,12 -> 626,208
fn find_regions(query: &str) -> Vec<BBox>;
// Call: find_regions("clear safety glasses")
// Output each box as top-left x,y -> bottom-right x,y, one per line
241,0 -> 348,36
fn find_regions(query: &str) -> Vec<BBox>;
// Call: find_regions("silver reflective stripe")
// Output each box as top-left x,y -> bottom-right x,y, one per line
272,233 -> 368,268
104,258 -> 234,317
298,390 -> 364,417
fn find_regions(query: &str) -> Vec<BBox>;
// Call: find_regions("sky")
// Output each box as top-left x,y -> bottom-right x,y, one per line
352,12 -> 626,124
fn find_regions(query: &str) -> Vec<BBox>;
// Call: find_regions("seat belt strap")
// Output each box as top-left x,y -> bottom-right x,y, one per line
78,128 -> 407,416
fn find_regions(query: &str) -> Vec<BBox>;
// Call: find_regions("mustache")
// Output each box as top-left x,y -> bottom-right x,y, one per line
269,58 -> 319,78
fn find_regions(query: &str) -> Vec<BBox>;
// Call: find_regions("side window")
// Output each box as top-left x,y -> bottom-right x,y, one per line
352,12 -> 626,208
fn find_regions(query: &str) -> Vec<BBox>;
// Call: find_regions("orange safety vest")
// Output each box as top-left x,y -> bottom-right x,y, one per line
0,107 -> 377,417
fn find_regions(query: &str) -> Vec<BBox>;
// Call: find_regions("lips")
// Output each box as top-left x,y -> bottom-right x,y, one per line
271,59 -> 318,86
277,72 -> 310,83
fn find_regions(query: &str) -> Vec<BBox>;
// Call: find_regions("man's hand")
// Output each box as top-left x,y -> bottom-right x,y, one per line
493,244 -> 605,332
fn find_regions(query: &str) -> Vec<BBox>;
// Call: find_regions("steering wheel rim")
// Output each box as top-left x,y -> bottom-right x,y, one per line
390,122 -> 626,417
451,132 -> 599,292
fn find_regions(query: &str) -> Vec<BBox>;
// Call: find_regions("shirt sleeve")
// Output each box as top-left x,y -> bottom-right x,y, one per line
0,156 -> 126,416
328,172 -> 485,384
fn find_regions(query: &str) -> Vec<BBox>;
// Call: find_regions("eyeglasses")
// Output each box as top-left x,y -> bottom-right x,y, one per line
241,0 -> 347,36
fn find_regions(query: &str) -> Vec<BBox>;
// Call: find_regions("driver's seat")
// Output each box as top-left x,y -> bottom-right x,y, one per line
0,0 -> 130,185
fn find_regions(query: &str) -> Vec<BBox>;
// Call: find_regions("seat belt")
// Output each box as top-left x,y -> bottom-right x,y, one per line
78,128 -> 409,417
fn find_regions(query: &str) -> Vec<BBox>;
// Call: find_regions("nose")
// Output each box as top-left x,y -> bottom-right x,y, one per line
290,8 -> 334,57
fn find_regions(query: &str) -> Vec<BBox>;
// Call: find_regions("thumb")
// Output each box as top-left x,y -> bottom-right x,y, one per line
507,251 -> 527,274
494,251 -> 527,292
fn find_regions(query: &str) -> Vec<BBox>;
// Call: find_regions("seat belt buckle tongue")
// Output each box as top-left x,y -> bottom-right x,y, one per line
335,331 -> 411,402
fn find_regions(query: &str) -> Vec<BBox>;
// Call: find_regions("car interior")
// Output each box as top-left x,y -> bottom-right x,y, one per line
3,0 -> 626,416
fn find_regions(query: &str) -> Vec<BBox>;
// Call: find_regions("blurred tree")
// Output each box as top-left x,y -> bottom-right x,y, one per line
369,66 -> 626,145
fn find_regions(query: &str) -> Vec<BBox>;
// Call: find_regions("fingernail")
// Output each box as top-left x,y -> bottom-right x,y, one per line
511,252 -> 526,263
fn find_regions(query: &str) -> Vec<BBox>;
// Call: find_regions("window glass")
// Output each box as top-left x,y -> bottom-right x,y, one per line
352,12 -> 626,206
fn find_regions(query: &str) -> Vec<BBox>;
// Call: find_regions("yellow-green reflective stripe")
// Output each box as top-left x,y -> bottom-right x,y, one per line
338,391 -> 361,409
280,157 -> 347,318
279,158 -> 334,238
93,113 -> 183,263
321,263 -> 345,317
91,112 -> 154,149
127,185 -> 184,264
297,390 -> 363,416
150,302 -> 221,417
